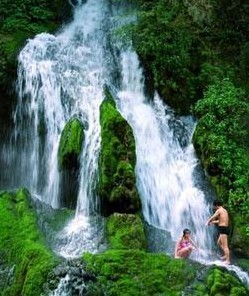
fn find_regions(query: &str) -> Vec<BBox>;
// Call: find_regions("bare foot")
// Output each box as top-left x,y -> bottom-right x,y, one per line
224,261 -> 231,265
220,255 -> 226,260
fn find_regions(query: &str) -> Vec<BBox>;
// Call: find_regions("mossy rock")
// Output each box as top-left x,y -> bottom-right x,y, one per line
83,250 -> 198,295
106,213 -> 147,250
98,89 -> 141,216
206,267 -> 249,296
83,250 -> 249,295
58,117 -> 84,171
0,189 -> 58,296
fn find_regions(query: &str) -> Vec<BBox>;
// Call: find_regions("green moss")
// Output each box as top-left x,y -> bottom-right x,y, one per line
0,189 -> 58,296
106,213 -> 147,250
58,117 -> 84,171
83,250 -> 198,296
98,89 -> 141,216
206,267 -> 248,296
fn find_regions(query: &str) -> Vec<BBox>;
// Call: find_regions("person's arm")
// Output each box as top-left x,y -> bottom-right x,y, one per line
206,209 -> 220,226
210,220 -> 219,224
190,238 -> 198,249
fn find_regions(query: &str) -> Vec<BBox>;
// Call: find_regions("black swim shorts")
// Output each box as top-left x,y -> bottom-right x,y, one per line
218,226 -> 230,235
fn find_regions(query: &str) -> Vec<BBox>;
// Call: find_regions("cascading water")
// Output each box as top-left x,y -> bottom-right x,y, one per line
115,49 -> 214,261
9,0 -> 109,258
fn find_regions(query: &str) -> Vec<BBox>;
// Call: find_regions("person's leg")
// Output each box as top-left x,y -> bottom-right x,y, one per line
219,234 -> 230,264
178,246 -> 193,258
217,235 -> 226,259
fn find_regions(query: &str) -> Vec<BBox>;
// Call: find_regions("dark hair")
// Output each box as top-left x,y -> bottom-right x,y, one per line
213,200 -> 222,207
183,228 -> 191,237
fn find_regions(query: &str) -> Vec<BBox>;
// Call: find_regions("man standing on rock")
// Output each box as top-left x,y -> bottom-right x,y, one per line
206,200 -> 230,264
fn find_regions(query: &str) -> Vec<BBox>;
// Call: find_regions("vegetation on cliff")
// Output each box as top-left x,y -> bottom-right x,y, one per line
0,0 -> 68,78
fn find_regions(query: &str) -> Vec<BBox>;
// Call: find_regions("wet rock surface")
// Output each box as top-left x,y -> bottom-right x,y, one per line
43,259 -> 98,296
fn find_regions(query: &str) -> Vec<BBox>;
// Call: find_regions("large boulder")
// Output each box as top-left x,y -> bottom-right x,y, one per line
98,89 -> 141,216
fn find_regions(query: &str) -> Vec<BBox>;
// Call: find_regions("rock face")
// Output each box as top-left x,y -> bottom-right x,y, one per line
58,117 -> 84,208
98,89 -> 141,216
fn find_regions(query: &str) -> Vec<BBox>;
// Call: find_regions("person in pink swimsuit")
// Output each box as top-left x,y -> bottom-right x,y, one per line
174,229 -> 198,258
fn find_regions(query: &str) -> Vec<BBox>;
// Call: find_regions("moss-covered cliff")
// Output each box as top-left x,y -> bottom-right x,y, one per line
0,189 -> 58,296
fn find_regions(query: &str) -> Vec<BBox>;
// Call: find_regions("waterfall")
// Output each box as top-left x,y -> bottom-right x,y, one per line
9,0 -> 109,257
115,49 -> 249,285
116,49 -> 214,261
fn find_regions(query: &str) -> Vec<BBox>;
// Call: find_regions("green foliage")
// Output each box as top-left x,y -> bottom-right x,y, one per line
133,0 -> 205,114
0,41 -> 7,81
58,117 -> 84,171
193,79 -> 249,217
214,1 -> 249,54
0,189 -> 58,296
0,0 -> 55,34
0,0 -> 65,88
231,214 -> 249,258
